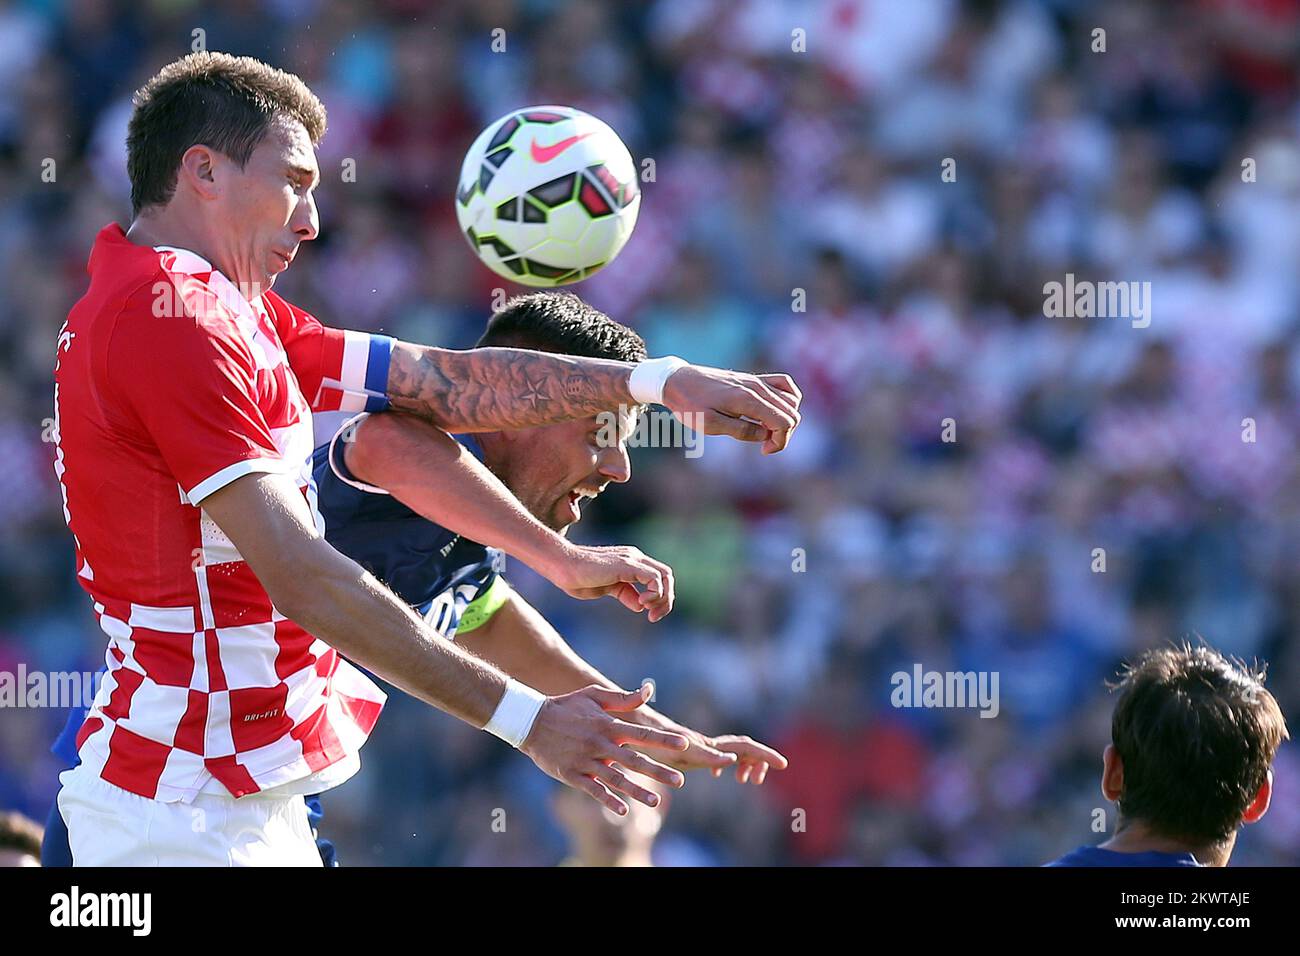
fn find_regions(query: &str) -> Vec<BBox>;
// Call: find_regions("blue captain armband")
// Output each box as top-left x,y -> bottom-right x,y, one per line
361,334 -> 393,412
330,331 -> 393,413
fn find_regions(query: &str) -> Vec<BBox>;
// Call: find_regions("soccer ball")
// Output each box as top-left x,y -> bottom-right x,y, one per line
455,106 -> 641,286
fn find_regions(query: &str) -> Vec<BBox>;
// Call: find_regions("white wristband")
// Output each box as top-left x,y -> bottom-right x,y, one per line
484,678 -> 547,748
628,355 -> 688,405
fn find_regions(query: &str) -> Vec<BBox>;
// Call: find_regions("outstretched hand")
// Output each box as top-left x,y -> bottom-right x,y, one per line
624,707 -> 789,784
521,684 -> 688,815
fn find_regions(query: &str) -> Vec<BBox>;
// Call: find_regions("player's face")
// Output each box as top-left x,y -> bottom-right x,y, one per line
212,116 -> 319,296
497,408 -> 636,533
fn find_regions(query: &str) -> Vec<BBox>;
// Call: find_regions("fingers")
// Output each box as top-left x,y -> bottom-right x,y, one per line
622,551 -> 673,620
624,557 -> 665,600
570,772 -> 631,816
759,373 -> 803,410
585,684 -> 656,714
749,376 -> 801,454
708,735 -> 787,785
694,381 -> 794,454
594,550 -> 674,621
716,736 -> 789,770
574,582 -> 650,615
664,366 -> 801,452
603,746 -> 684,789
696,409 -> 769,444
610,581 -> 644,614
590,762 -> 663,808
681,739 -> 739,770
638,589 -> 671,623
651,558 -> 674,609
607,717 -> 690,752
573,578 -> 672,622
753,374 -> 802,423
726,385 -> 797,447
636,559 -> 674,621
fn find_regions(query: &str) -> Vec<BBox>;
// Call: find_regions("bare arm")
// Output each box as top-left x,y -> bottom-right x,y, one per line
202,470 -> 509,725
343,412 -> 674,620
459,590 -> 788,782
458,588 -> 617,697
385,341 -> 804,453
344,412 -> 559,570
386,342 -> 636,432
199,470 -> 689,811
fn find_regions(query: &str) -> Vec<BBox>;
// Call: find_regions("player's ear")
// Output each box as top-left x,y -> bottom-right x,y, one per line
1242,769 -> 1273,824
177,144 -> 222,202
1101,744 -> 1123,802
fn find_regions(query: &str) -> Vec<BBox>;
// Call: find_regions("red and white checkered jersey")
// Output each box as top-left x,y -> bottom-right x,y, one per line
52,223 -> 393,803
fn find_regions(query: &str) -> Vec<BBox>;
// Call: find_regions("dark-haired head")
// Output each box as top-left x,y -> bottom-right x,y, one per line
0,811 -> 43,867
476,292 -> 647,363
472,292 -> 646,533
1108,642 -> 1288,847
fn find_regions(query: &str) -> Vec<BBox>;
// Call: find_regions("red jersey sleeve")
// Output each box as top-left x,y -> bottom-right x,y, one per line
263,291 -> 393,414
107,281 -> 291,504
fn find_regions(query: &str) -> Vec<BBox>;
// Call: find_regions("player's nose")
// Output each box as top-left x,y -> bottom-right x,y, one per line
596,444 -> 631,484
292,192 -> 319,242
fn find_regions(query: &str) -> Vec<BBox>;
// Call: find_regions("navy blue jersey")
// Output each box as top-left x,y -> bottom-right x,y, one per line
311,421 -> 505,639
1046,846 -> 1202,867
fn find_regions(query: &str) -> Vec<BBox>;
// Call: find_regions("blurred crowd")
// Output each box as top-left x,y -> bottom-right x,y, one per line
1,0 -> 1299,865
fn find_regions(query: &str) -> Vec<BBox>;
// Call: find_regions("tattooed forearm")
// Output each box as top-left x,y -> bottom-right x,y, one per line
386,341 -> 637,432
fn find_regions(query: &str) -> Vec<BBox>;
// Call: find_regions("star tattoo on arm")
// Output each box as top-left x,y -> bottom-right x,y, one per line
385,340 -> 635,432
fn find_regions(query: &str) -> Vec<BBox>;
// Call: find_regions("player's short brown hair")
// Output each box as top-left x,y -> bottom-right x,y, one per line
1110,643 -> 1289,845
127,51 -> 326,215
